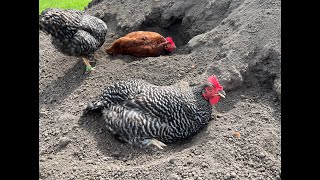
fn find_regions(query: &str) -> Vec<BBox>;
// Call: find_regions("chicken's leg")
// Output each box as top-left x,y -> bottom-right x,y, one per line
82,57 -> 95,72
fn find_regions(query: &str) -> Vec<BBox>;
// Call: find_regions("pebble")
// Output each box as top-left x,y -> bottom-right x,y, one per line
86,160 -> 94,164
168,173 -> 180,180
58,137 -> 72,148
39,157 -> 46,162
257,152 -> 266,158
72,167 -> 78,172
233,131 -> 241,138
181,173 -> 188,178
201,162 -> 209,168
72,124 -> 79,130
258,167 -> 265,172
169,158 -> 177,164
188,172 -> 195,177
62,130 -> 69,135
59,113 -> 77,121
96,170 -> 103,175
103,156 -> 112,161
39,110 -> 47,117
191,149 -> 201,155
111,151 -> 120,157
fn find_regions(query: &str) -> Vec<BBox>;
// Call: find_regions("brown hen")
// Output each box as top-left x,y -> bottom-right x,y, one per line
106,31 -> 176,57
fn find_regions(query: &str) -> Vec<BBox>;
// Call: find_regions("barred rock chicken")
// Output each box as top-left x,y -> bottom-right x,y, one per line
39,8 -> 108,72
84,75 -> 225,149
106,31 -> 176,57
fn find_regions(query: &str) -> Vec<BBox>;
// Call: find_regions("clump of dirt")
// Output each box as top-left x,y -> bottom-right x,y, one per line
39,0 -> 281,179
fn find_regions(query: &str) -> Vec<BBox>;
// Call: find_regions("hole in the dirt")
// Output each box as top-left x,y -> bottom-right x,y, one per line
140,18 -> 188,48
242,47 -> 280,91
138,11 -> 192,53
243,66 -> 277,90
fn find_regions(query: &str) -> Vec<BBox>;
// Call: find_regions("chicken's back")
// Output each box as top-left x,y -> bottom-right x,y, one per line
80,14 -> 108,47
106,31 -> 167,57
85,79 -> 153,111
124,31 -> 166,44
40,8 -> 107,57
39,8 -> 83,39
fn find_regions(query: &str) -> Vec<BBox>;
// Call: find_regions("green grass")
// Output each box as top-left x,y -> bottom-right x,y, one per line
39,0 -> 92,14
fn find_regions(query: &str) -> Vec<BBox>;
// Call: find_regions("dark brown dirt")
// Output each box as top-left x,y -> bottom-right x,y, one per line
39,0 -> 281,179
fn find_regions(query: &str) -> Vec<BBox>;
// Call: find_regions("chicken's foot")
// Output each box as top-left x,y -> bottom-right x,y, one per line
143,138 -> 167,150
82,57 -> 95,72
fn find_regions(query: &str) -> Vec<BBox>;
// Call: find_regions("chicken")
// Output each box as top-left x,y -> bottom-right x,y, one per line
84,75 -> 226,149
39,8 -> 108,72
106,31 -> 176,57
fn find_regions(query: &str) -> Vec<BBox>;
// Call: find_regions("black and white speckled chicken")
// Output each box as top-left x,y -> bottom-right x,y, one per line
39,8 -> 108,72
84,75 -> 226,149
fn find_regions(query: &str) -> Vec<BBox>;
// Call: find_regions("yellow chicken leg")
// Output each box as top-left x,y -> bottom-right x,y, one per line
82,57 -> 95,72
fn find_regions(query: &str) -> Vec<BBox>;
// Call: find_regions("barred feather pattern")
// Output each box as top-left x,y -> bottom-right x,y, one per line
85,79 -> 213,147
39,8 -> 107,56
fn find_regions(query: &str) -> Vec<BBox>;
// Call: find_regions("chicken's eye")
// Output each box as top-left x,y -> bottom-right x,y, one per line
207,87 -> 214,92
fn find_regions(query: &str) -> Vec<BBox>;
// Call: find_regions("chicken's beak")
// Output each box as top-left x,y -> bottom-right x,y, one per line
218,90 -> 226,98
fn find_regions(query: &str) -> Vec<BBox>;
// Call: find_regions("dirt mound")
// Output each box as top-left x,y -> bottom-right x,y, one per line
39,0 -> 281,179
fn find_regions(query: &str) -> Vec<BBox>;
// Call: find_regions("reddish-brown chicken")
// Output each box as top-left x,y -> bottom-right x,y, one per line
106,31 -> 176,57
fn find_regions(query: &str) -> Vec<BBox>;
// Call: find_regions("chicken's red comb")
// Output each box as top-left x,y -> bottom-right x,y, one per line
207,75 -> 223,90
165,37 -> 176,52
166,37 -> 175,46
